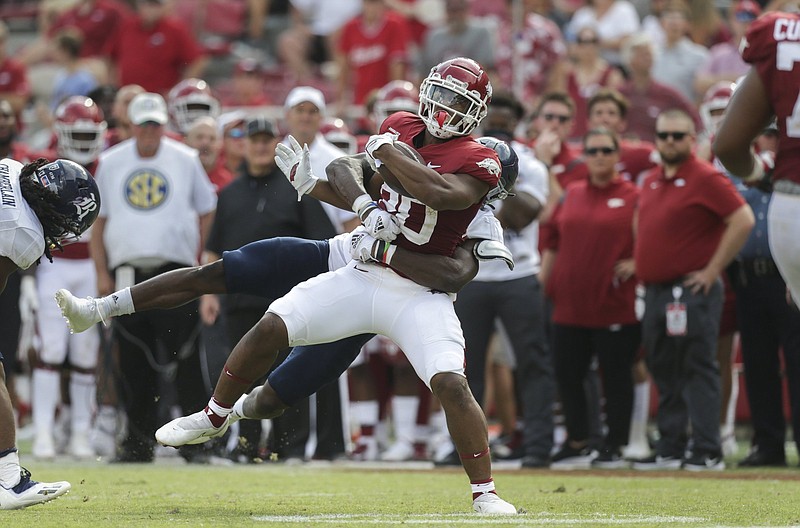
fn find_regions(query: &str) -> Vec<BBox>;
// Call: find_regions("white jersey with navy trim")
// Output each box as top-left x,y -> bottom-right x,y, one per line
0,158 -> 45,269
475,141 -> 548,281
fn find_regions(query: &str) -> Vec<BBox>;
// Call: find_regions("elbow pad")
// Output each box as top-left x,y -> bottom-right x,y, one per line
473,239 -> 515,271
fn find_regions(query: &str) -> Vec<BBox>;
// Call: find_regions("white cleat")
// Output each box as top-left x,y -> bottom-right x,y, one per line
472,493 -> 518,514
54,289 -> 103,334
380,440 -> 414,462
68,431 -> 95,459
155,410 -> 230,447
0,468 -> 71,510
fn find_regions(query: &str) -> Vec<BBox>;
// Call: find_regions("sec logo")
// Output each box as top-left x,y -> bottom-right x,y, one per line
125,169 -> 168,209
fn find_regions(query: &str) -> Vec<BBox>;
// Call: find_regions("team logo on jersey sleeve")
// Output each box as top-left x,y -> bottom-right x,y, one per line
476,157 -> 501,177
125,169 -> 168,209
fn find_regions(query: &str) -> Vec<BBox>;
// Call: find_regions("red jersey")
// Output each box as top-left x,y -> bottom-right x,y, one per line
618,139 -> 659,183
337,12 -> 410,104
0,57 -> 30,99
49,0 -> 132,58
741,12 -> 800,185
379,112 -> 500,257
635,155 -> 745,284
495,13 -> 567,105
545,177 -> 639,327
105,15 -> 203,94
567,65 -> 617,141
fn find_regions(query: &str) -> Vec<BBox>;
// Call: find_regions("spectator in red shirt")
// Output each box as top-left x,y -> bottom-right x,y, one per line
495,1 -> 567,111
105,83 -> 145,147
631,109 -> 753,471
541,127 -> 640,469
216,58 -> 272,108
0,21 -> 31,117
184,116 -> 233,193
586,89 -> 660,184
335,0 -> 410,108
49,0 -> 132,58
528,92 -> 586,224
618,33 -> 703,143
104,0 -> 207,95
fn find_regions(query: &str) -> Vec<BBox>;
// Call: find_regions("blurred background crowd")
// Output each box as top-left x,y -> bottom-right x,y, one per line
1,0 -> 799,471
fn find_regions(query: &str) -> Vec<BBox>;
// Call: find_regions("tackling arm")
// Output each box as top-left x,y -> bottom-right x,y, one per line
373,143 -> 490,210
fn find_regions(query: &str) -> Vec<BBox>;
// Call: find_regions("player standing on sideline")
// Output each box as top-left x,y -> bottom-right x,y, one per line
154,57 -> 517,515
714,10 -> 800,304
0,157 -> 100,509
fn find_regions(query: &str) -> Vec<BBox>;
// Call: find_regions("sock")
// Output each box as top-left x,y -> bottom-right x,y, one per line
69,372 -> 96,433
231,393 -> 250,421
32,368 -> 60,437
0,449 -> 20,488
351,400 -> 379,435
723,371 -> 739,437
102,287 -> 135,318
391,396 -> 419,445
204,396 -> 232,428
470,477 -> 496,500
628,380 -> 650,446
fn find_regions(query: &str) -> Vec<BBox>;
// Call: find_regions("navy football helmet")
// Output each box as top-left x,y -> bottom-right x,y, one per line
34,159 -> 101,247
477,136 -> 518,204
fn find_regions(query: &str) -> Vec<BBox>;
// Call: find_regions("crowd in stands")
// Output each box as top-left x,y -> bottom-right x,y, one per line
1,0 -> 799,470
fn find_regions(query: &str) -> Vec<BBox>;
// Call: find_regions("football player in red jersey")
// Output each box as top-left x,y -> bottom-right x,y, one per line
155,57 -> 517,515
714,10 -> 800,304
30,97 -> 106,461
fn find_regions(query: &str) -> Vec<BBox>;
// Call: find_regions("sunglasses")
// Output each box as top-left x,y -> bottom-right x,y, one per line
227,128 -> 245,139
577,38 -> 599,44
585,146 -> 617,156
543,113 -> 571,123
655,131 -> 690,141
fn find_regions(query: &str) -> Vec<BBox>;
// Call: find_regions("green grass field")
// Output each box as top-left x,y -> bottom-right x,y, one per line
5,457 -> 800,527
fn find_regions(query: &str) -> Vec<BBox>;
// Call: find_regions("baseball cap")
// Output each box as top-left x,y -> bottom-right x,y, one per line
128,92 -> 168,126
245,116 -> 276,137
284,86 -> 326,113
734,0 -> 761,22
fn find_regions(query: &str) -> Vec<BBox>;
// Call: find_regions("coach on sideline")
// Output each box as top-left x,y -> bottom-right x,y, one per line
631,109 -> 753,472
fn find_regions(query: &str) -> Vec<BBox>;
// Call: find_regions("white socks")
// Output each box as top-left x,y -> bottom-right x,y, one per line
32,369 -> 60,436
0,450 -> 20,488
391,396 -> 419,445
102,287 -> 135,319
70,372 -> 96,433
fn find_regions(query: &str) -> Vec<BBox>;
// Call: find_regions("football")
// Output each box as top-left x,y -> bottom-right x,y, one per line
378,141 -> 425,197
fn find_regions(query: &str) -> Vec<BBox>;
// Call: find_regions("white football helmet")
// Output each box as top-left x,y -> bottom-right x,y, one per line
54,96 -> 107,165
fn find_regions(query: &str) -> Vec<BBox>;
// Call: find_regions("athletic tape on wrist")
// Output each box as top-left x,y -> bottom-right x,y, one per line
353,193 -> 374,216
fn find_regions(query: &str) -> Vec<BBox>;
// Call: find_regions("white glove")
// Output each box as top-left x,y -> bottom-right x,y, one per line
353,194 -> 401,241
348,227 -> 397,264
365,132 -> 399,171
275,135 -> 319,201
19,275 -> 38,325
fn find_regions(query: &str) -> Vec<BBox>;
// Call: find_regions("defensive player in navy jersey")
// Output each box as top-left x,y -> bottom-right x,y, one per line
0,157 -> 99,509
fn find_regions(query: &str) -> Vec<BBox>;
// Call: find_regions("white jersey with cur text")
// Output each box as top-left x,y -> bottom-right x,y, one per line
0,158 -> 45,269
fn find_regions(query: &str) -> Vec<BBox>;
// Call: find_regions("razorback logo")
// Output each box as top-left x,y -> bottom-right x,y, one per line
476,157 -> 501,177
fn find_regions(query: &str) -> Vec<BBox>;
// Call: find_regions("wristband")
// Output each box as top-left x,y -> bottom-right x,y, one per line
352,193 -> 374,217
376,241 -> 397,265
